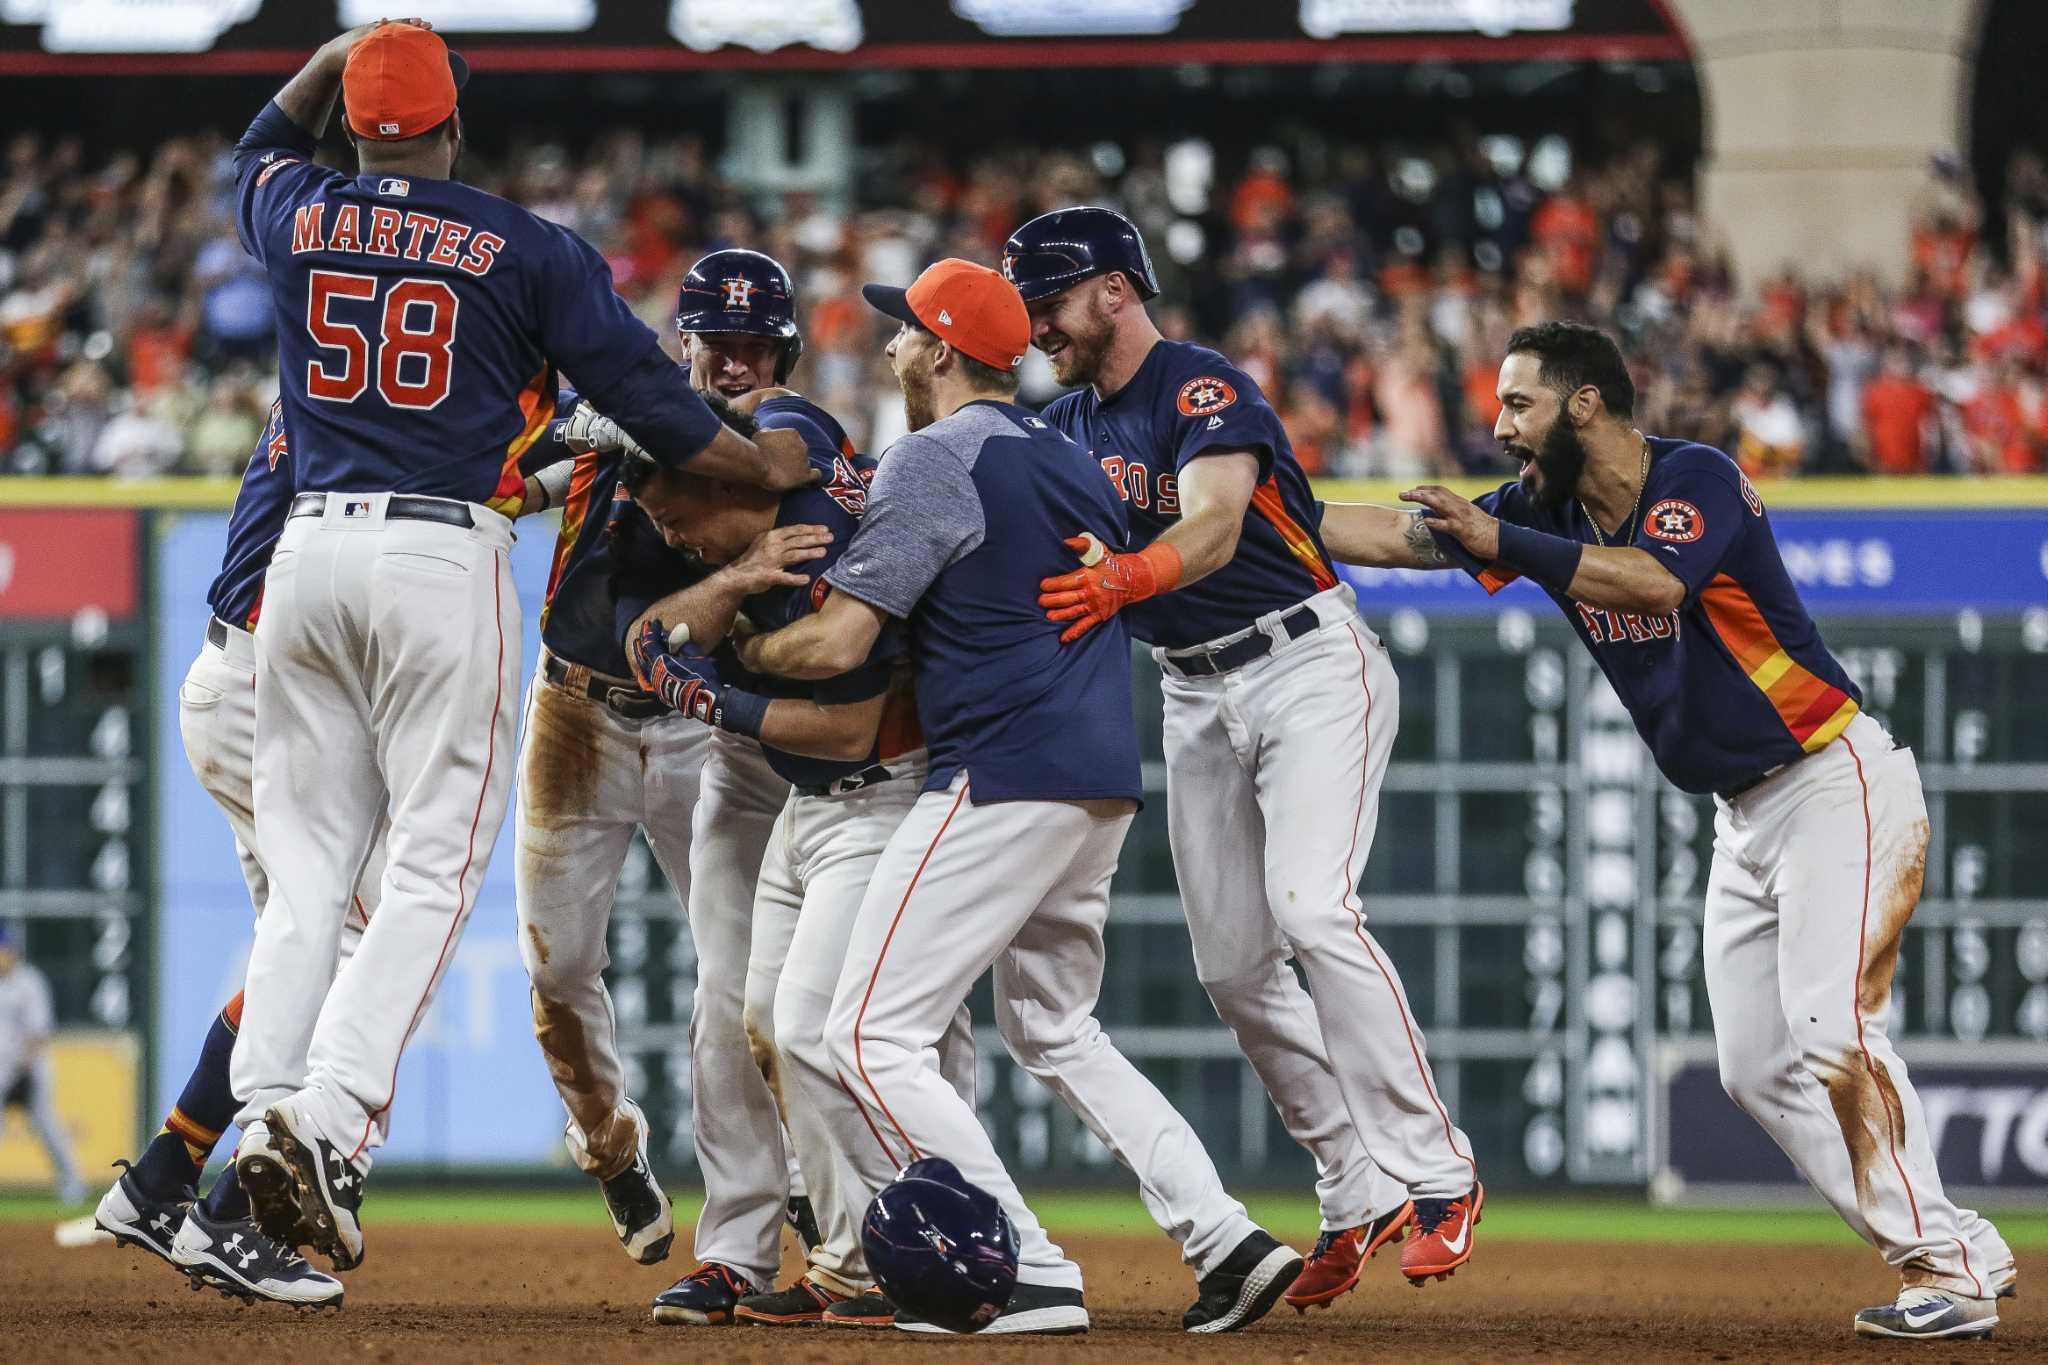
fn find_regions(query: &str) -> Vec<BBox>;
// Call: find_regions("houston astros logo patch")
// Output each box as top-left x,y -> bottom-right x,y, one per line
721,279 -> 756,310
1644,498 -> 1704,543
1178,376 -> 1237,417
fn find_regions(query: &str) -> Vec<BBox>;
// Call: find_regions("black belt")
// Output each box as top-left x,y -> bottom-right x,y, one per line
542,651 -> 668,721
795,763 -> 896,798
1164,603 -> 1318,677
206,616 -> 230,649
288,492 -> 475,528
1717,759 -> 1794,803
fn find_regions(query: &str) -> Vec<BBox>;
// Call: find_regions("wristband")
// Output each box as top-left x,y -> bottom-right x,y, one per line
715,686 -> 770,741
1494,521 -> 1584,596
1135,539 -> 1185,597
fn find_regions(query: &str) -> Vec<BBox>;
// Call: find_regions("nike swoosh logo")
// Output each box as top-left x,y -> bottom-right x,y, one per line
1900,1304 -> 1953,1329
1439,1219 -> 1470,1255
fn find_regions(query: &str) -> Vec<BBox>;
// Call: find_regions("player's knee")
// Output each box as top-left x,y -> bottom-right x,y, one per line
773,995 -> 830,1079
995,1000 -> 1095,1073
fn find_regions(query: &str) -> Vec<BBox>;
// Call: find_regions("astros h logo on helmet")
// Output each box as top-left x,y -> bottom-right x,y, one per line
721,278 -> 756,311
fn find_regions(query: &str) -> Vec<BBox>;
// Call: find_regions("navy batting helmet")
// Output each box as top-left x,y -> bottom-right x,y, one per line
861,1158 -> 1018,1333
1001,206 -> 1159,304
675,248 -> 803,382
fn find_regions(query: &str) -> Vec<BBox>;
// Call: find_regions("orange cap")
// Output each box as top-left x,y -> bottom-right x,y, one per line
862,258 -> 1029,372
344,22 -> 469,142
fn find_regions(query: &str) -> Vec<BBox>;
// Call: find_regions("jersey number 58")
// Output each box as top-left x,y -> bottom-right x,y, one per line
305,269 -> 458,410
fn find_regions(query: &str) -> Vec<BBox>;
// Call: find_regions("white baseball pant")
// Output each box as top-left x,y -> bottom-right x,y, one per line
743,763 -> 977,1293
182,620 -> 386,1138
514,652 -> 710,1178
1706,712 -> 2012,1298
233,495 -> 520,1165
1159,584 -> 1473,1203
684,730 -> 795,1288
821,773 -> 1261,1291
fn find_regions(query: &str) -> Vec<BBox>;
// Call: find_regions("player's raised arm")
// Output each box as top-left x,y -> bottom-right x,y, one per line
264,19 -> 434,141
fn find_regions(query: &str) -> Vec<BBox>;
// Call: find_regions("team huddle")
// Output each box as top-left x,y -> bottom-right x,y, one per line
86,20 -> 2015,1344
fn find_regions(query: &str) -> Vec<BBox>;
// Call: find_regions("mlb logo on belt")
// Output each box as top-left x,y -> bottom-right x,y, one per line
344,500 -> 375,519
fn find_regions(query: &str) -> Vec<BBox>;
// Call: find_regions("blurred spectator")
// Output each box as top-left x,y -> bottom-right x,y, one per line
1,120 -> 2045,478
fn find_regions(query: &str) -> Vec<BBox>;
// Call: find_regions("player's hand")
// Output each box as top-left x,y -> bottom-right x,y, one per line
1401,485 -> 1499,561
755,426 -> 822,491
321,17 -> 431,66
724,523 -> 832,595
729,386 -> 797,416
630,619 -> 769,736
1038,535 -> 1177,644
563,402 -> 634,456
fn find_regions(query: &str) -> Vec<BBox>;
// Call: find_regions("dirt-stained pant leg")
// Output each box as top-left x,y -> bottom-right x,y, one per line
681,731 -> 791,1290
1706,713 -> 2005,1297
514,667 -> 712,1177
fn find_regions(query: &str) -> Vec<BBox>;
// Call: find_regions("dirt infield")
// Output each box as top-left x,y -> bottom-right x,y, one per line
3,1219 -> 2038,1363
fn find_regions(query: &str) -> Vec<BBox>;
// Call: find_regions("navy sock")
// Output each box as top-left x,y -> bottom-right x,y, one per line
130,992 -> 242,1199
203,1163 -> 251,1221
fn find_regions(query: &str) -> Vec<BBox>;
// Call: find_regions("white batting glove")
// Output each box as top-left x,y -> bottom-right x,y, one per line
563,402 -> 635,456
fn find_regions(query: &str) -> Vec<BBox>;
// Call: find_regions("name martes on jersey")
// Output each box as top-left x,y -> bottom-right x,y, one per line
290,204 -> 503,277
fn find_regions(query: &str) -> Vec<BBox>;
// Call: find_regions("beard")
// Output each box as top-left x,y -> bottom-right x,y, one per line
900,352 -> 937,432
1511,417 -> 1588,517
1040,292 -> 1114,387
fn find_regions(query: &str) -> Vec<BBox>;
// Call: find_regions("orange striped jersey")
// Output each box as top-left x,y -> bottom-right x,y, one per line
1043,338 -> 1337,649
1449,438 -> 1861,795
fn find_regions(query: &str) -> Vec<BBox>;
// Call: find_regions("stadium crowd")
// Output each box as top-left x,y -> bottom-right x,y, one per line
1,121 -> 2044,479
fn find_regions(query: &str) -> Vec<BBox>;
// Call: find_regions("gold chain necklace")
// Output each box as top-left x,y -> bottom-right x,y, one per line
1583,435 -> 1649,547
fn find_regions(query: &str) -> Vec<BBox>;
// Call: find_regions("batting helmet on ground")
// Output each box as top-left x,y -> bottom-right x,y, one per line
1001,205 -> 1160,303
860,1157 -> 1018,1333
675,248 -> 803,381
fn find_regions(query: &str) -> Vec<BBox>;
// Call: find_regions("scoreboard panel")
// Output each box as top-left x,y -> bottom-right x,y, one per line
0,508 -> 151,1093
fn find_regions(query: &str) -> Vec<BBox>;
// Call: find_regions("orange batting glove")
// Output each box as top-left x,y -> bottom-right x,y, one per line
1038,536 -> 1184,643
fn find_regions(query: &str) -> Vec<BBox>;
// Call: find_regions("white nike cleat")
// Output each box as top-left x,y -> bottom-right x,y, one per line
1853,1286 -> 1997,1340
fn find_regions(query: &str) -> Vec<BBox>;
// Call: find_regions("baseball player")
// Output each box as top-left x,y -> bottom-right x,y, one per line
224,20 -> 810,1274
513,249 -> 825,1271
620,422 -> 976,1329
1013,207 -> 1471,1304
98,398 -> 567,1306
1320,320 -> 2015,1340
0,925 -> 83,1205
734,259 -> 1303,1336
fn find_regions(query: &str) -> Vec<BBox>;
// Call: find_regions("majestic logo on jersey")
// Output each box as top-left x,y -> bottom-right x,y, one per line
1177,376 -> 1237,417
1644,498 -> 1704,543
1738,473 -> 1763,517
720,279 -> 756,311
256,156 -> 300,187
377,177 -> 411,198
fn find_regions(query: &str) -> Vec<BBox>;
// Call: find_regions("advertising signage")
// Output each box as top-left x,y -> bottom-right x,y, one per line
0,0 -> 1686,71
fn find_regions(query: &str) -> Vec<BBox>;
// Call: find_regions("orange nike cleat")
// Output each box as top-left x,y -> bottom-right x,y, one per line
1283,1199 -> 1412,1311
1400,1183 -> 1483,1285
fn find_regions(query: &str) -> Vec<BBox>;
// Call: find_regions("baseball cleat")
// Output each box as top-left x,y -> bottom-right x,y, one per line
1182,1228 -> 1304,1333
1402,1182 -> 1482,1284
93,1161 -> 192,1269
169,1202 -> 343,1308
1853,1286 -> 1997,1340
734,1274 -> 848,1325
599,1119 -> 673,1265
1284,1199 -> 1412,1312
260,1098 -> 367,1272
895,1281 -> 1088,1336
786,1195 -> 822,1255
652,1261 -> 757,1326
821,1290 -> 896,1327
235,1118 -> 308,1250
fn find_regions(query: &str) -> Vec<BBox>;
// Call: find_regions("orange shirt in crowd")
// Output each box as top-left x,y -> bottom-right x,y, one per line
1231,170 -> 1292,234
1530,194 -> 1598,295
1860,375 -> 1936,474
1462,359 -> 1500,437
1963,384 -> 2042,473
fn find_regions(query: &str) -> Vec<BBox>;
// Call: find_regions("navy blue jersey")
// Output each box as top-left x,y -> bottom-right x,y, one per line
824,400 -> 1142,804
233,102 -> 722,506
207,399 -> 295,628
1042,339 -> 1337,648
1441,438 -> 1864,794
534,388 -> 654,678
